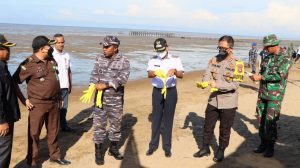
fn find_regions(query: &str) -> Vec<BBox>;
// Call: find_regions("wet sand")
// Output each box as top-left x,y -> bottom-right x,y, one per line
8,61 -> 300,168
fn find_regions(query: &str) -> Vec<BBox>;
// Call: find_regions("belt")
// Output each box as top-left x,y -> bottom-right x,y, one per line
217,90 -> 236,95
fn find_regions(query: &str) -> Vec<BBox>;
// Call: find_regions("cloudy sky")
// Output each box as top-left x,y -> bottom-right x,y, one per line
1,0 -> 299,39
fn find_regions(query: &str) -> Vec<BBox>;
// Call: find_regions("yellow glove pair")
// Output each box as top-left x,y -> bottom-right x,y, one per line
196,81 -> 208,89
155,69 -> 167,99
196,81 -> 218,93
80,83 -> 103,108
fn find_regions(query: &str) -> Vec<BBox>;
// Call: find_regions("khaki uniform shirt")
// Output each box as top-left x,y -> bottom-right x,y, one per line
13,54 -> 60,104
203,55 -> 243,109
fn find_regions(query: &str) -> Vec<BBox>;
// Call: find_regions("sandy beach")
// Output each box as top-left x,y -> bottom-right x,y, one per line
8,61 -> 300,168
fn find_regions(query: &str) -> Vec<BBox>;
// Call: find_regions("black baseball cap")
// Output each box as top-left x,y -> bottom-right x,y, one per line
99,35 -> 120,47
0,34 -> 16,47
32,35 -> 56,50
154,38 -> 168,52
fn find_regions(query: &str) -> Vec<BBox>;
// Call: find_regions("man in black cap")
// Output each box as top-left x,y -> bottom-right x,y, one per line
146,38 -> 184,157
0,34 -> 21,168
81,35 -> 130,165
13,35 -> 71,167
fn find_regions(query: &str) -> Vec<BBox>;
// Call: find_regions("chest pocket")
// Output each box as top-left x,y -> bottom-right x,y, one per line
99,58 -> 124,78
36,66 -> 48,78
210,64 -> 220,80
223,68 -> 234,82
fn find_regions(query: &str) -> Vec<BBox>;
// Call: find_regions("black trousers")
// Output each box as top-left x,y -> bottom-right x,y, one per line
149,87 -> 177,152
0,122 -> 14,168
203,104 -> 236,149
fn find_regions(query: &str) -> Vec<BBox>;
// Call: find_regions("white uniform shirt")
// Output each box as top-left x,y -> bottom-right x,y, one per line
53,48 -> 71,89
297,46 -> 300,55
147,53 -> 184,88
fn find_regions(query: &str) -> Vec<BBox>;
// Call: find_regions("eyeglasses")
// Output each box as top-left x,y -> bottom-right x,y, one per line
217,46 -> 229,51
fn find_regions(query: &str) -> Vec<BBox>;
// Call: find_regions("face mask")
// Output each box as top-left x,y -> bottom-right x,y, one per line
157,51 -> 167,59
48,47 -> 54,57
218,47 -> 229,57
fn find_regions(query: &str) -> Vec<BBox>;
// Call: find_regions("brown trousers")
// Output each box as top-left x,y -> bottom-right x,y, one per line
26,102 -> 61,166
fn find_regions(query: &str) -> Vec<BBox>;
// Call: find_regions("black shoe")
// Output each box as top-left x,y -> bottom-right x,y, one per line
253,138 -> 267,153
61,126 -> 74,132
165,151 -> 172,158
213,148 -> 225,162
146,149 -> 155,156
95,143 -> 104,165
263,140 -> 275,157
253,144 -> 267,153
193,145 -> 211,158
108,141 -> 124,160
49,158 -> 71,165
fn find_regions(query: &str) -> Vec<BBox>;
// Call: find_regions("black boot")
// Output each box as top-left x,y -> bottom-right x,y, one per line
95,143 -> 104,165
193,145 -> 211,158
253,138 -> 267,153
263,140 -> 275,157
108,141 -> 124,160
213,148 -> 225,162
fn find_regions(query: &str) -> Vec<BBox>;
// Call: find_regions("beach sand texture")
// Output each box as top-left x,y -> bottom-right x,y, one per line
8,60 -> 300,168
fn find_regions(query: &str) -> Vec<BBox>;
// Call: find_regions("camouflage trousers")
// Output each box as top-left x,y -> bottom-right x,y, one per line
250,61 -> 257,73
256,98 -> 282,141
93,95 -> 124,144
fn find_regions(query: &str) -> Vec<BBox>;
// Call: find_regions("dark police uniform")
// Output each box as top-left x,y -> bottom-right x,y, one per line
0,61 -> 21,168
13,54 -> 61,166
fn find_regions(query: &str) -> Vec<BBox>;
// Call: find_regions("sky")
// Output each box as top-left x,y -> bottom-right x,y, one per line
1,0 -> 300,39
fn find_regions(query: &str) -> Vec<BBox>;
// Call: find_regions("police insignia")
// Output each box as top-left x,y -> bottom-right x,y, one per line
225,72 -> 232,82
233,60 -> 244,82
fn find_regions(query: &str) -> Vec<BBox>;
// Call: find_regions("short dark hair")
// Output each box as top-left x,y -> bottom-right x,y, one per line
53,33 -> 64,38
219,35 -> 234,48
32,35 -> 55,53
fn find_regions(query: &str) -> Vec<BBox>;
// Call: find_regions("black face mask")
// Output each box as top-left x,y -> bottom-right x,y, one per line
218,49 -> 228,57
48,47 -> 54,57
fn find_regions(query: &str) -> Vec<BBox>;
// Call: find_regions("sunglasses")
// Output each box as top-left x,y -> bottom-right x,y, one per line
217,46 -> 230,51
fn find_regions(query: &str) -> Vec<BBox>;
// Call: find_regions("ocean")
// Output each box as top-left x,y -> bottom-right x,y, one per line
1,23 -> 259,86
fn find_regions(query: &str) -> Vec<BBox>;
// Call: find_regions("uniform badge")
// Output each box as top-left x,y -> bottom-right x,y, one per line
40,77 -> 45,82
212,73 -> 217,79
225,72 -> 232,82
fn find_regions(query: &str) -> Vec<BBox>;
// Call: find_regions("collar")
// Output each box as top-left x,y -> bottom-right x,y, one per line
101,52 -> 122,60
31,54 -> 50,63
53,47 -> 65,55
157,53 -> 172,60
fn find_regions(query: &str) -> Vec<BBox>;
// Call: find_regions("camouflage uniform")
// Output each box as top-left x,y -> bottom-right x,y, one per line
256,52 -> 291,141
249,48 -> 258,73
90,52 -> 130,144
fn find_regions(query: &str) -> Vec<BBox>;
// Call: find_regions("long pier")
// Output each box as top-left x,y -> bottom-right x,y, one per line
129,31 -> 176,38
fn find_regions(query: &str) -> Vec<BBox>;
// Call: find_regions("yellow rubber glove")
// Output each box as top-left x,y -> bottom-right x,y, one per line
95,90 -> 103,108
196,81 -> 209,89
155,69 -> 167,99
210,87 -> 219,93
80,83 -> 96,103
